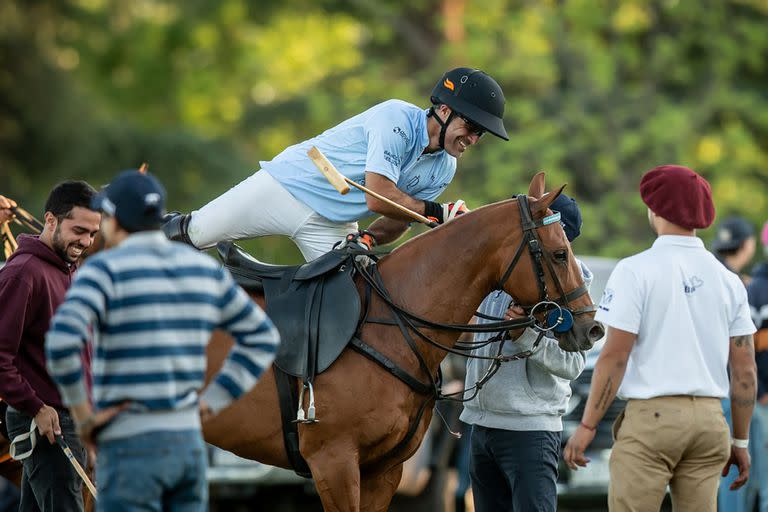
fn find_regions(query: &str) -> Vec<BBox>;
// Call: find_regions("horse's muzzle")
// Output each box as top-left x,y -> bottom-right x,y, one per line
557,319 -> 605,352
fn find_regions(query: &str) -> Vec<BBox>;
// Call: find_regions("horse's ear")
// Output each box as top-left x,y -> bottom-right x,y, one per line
533,184 -> 566,213
528,172 -> 546,199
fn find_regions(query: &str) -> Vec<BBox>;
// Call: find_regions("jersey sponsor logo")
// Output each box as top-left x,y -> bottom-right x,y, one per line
392,126 -> 411,145
598,288 -> 614,312
683,276 -> 704,294
406,175 -> 420,189
383,150 -> 401,167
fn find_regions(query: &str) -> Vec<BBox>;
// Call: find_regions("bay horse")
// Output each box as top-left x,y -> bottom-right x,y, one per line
202,172 -> 603,511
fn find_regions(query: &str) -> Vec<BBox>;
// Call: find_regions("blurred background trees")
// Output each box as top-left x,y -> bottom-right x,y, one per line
2,0 -> 767,262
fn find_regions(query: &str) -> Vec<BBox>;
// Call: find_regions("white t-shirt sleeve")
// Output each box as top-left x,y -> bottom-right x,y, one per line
730,280 -> 758,336
363,108 -> 410,183
594,260 -> 643,334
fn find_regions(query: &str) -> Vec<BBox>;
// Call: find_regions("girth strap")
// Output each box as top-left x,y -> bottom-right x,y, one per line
349,337 -> 433,395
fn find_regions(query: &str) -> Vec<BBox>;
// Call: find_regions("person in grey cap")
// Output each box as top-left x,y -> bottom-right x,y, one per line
713,216 -> 758,511
712,216 -> 756,284
461,193 -> 591,512
45,169 -> 280,511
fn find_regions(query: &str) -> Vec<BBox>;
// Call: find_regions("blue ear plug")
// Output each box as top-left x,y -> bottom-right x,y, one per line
547,308 -> 574,333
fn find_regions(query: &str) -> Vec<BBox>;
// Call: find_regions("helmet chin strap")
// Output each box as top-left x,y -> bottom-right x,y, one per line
428,106 -> 456,150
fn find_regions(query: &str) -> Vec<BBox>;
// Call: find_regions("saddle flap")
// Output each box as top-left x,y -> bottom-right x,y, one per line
268,263 -> 361,377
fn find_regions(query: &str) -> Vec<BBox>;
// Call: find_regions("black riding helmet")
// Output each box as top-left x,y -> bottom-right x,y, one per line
428,67 -> 509,149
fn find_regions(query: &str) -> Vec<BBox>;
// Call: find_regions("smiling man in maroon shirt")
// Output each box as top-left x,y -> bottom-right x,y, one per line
1,181 -> 100,512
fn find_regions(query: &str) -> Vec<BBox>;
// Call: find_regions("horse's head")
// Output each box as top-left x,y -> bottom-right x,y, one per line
499,172 -> 604,352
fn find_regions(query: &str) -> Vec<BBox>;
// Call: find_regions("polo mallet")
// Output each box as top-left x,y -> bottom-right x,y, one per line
56,435 -> 97,499
307,146 -> 439,228
10,205 -> 44,233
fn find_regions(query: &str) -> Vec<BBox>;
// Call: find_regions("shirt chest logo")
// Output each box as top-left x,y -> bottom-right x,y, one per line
598,288 -> 614,312
392,126 -> 411,145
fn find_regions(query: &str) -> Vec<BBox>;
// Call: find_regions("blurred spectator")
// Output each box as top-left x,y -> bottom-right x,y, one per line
46,170 -> 280,512
714,216 -> 759,512
744,221 -> 768,512
712,216 -> 756,285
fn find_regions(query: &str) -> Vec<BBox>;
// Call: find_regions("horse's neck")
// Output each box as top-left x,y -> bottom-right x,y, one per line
377,202 -> 521,369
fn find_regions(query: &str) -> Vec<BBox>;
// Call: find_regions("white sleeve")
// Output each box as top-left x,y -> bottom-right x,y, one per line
730,281 -> 758,336
594,260 -> 643,334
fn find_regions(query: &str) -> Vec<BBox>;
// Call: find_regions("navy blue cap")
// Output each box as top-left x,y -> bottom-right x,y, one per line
551,193 -> 582,242
91,169 -> 166,232
711,216 -> 754,252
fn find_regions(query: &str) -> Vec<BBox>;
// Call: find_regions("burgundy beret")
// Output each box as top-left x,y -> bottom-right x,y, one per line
639,165 -> 716,230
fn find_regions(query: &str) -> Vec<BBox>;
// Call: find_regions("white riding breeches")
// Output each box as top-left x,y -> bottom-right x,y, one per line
187,171 -> 358,261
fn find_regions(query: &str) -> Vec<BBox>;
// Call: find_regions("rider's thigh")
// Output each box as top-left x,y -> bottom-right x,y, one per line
292,213 -> 358,261
189,170 -> 313,248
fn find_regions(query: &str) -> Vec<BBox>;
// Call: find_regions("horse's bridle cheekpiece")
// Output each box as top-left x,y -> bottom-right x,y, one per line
496,194 -> 596,333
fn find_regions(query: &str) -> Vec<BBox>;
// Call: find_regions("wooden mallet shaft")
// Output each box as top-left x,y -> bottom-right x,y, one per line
307,146 -> 438,228
56,435 -> 97,498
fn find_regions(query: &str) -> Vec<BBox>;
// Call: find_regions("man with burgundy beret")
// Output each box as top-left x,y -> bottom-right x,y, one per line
563,165 -> 757,511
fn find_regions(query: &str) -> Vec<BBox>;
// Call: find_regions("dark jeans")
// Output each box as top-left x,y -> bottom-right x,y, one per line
5,406 -> 87,512
469,425 -> 561,512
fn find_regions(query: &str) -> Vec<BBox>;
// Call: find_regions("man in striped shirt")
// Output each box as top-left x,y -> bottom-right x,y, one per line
45,169 -> 280,512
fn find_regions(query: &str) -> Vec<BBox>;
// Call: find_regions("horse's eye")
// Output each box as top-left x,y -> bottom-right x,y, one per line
553,249 -> 568,264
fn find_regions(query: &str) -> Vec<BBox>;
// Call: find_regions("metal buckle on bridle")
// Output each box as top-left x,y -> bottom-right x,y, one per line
527,300 -> 576,334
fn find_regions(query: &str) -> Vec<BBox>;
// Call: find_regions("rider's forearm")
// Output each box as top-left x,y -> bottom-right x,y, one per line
367,216 -> 410,246
364,172 -> 428,221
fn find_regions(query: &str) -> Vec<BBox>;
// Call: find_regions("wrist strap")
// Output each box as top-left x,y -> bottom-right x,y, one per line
580,421 -> 597,432
732,438 -> 749,449
423,201 -> 443,224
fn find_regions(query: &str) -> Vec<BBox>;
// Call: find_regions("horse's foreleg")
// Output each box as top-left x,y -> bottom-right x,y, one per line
360,463 -> 404,512
305,443 -> 361,512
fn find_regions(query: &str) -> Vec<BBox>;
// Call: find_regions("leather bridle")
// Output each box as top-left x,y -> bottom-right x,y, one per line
493,194 -> 596,331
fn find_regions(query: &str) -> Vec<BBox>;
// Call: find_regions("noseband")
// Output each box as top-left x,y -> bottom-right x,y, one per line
495,195 -> 596,332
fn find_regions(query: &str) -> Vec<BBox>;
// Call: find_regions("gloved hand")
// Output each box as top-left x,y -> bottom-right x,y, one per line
424,200 -> 469,224
336,230 -> 377,252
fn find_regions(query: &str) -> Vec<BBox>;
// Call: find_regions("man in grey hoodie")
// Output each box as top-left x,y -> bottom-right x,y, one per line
461,193 -> 590,512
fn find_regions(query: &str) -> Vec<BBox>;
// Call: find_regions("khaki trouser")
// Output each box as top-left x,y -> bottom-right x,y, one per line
608,396 -> 730,512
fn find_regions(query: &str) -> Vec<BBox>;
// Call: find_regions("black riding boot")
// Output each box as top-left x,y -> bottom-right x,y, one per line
162,212 -> 196,247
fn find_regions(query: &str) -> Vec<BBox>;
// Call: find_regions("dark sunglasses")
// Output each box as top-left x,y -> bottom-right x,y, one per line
458,114 -> 486,137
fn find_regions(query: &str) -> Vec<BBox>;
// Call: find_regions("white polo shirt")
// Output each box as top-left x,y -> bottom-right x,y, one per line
595,235 -> 755,400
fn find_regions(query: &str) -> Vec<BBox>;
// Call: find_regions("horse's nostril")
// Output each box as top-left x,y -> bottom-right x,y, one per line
588,322 -> 605,342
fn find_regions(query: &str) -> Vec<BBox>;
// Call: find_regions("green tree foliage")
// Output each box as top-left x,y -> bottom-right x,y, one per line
2,0 -> 767,262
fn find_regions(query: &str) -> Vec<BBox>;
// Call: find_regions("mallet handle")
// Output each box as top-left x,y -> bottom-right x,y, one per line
56,435 -> 97,498
307,146 -> 438,228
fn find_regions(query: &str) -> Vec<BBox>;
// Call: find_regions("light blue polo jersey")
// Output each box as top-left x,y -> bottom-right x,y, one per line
261,99 -> 457,223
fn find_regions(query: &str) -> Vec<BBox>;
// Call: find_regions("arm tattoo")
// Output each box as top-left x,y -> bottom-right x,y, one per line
595,377 -> 614,413
734,335 -> 750,347
732,396 -> 756,408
